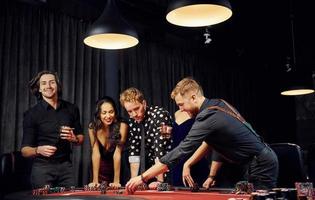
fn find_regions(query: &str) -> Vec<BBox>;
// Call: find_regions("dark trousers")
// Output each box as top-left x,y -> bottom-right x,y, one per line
247,146 -> 279,189
31,157 -> 75,189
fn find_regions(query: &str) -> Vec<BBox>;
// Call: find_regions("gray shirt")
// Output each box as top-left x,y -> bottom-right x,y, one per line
160,98 -> 265,169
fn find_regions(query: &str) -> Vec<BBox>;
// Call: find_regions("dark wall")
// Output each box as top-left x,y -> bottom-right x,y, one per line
121,41 -> 299,143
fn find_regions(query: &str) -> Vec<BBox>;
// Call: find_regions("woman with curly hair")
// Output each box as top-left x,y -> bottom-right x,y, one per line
88,96 -> 128,189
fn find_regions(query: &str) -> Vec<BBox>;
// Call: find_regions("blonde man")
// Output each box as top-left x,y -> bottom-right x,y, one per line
126,77 -> 278,193
120,88 -> 173,187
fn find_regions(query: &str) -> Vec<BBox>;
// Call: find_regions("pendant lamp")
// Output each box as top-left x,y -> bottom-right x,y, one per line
281,73 -> 314,96
281,89 -> 314,96
280,6 -> 314,96
166,0 -> 232,27
84,0 -> 139,50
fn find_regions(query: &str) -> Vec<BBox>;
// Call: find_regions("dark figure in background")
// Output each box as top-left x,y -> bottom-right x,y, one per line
126,77 -> 278,193
171,110 -> 208,186
172,110 -> 246,188
88,96 -> 128,189
21,71 -> 84,189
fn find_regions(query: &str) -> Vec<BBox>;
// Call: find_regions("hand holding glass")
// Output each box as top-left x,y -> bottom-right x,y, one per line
160,123 -> 172,139
59,126 -> 75,141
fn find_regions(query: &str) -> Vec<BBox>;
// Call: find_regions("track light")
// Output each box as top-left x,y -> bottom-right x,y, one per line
204,27 -> 212,44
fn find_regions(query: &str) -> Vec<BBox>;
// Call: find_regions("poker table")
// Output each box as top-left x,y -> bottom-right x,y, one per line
4,188 -> 251,200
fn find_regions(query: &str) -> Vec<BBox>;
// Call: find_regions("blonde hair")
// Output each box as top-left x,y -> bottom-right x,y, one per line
120,87 -> 145,106
171,77 -> 203,99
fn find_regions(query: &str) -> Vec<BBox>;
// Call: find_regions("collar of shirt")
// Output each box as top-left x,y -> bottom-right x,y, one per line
39,99 -> 63,110
142,106 -> 150,122
199,98 -> 212,113
199,98 -> 227,114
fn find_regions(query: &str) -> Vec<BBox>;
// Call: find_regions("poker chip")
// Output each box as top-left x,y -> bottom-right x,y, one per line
100,181 -> 107,194
190,183 -> 199,192
84,184 -> 99,191
70,186 -> 76,192
272,188 -> 297,200
32,186 -> 66,196
114,189 -> 124,195
157,183 -> 171,191
234,181 -> 254,194
251,192 -> 269,200
137,183 -> 148,190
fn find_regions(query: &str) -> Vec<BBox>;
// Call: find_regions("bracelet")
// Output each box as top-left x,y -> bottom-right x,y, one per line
208,175 -> 216,179
34,147 -> 39,156
141,174 -> 147,184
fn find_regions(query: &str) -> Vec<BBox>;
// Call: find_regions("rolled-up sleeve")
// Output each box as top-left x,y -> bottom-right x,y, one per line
21,111 -> 36,148
211,151 -> 226,162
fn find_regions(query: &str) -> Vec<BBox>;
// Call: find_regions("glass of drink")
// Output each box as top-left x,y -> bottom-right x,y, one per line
160,123 -> 172,139
59,125 -> 74,140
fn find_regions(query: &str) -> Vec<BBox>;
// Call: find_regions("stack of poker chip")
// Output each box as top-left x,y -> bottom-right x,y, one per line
190,183 -> 200,192
136,183 -> 148,190
84,184 -> 99,191
272,188 -> 297,200
49,187 -> 65,193
100,181 -> 108,194
250,188 -> 297,200
32,185 -> 66,196
234,181 -> 254,194
250,192 -> 269,200
70,186 -> 76,192
157,183 -> 171,191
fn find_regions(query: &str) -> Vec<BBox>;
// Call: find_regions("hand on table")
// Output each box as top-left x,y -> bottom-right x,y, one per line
88,182 -> 100,188
202,177 -> 216,189
109,182 -> 121,189
37,145 -> 57,157
125,175 -> 143,194
182,163 -> 195,187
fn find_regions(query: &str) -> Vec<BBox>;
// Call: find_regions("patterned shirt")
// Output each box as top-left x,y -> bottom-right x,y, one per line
128,105 -> 173,166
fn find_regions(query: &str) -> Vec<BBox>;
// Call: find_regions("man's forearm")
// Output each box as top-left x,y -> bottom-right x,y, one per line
208,161 -> 223,178
141,161 -> 169,183
21,146 -> 37,157
130,162 -> 140,178
184,141 -> 209,167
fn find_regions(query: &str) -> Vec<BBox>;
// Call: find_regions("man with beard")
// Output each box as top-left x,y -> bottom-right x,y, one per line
120,87 -> 173,188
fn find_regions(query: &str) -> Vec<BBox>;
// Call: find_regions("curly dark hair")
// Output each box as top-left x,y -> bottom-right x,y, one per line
89,96 -> 122,146
29,70 -> 62,100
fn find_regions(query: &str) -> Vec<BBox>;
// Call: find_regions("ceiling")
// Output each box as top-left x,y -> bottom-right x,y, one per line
16,0 -> 315,72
